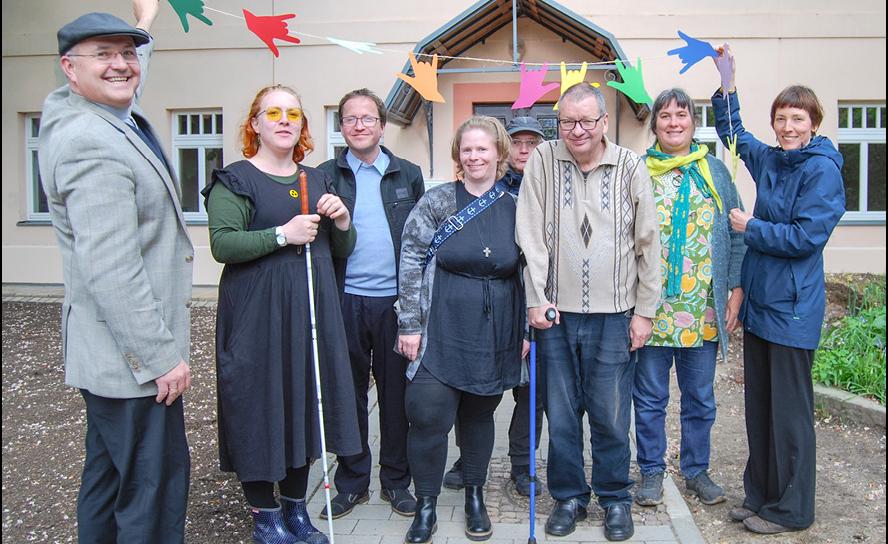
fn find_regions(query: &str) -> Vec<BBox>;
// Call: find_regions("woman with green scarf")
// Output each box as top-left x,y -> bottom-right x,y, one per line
632,88 -> 746,509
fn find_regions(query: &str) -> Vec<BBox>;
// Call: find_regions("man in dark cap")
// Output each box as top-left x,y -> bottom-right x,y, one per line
443,115 -> 547,497
38,2 -> 193,542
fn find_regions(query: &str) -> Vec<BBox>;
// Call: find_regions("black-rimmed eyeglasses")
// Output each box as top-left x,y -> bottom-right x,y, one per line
557,115 -> 604,131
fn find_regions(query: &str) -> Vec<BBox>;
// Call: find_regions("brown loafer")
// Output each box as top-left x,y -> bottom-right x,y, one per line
743,515 -> 799,534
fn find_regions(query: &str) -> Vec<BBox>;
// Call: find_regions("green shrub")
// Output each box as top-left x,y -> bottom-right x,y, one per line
813,278 -> 886,405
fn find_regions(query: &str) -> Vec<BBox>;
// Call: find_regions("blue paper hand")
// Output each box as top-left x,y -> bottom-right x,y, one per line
667,31 -> 718,74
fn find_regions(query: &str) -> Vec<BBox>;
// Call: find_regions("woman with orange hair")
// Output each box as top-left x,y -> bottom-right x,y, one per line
202,85 -> 361,544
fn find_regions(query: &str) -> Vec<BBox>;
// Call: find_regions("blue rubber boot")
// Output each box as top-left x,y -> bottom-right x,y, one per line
281,495 -> 329,544
251,506 -> 306,544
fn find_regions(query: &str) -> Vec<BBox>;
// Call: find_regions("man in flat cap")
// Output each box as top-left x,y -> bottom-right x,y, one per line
38,1 -> 193,542
443,115 -> 548,497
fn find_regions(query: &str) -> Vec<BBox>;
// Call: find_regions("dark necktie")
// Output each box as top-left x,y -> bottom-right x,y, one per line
127,116 -> 170,172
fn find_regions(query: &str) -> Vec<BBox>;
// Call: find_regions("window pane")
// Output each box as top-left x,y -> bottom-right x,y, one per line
215,114 -> 223,134
190,114 -> 200,134
178,148 -> 199,212
333,145 -> 347,158
838,107 -> 848,128
693,106 -> 704,127
706,106 -> 715,127
202,114 -> 212,134
698,140 -> 718,158
30,117 -> 40,138
32,150 -> 48,213
178,115 -> 187,135
852,107 -> 863,128
839,143 -> 860,211
332,111 -> 341,133
204,147 -> 223,190
867,143 -> 886,211
866,107 -> 878,128
881,107 -> 886,129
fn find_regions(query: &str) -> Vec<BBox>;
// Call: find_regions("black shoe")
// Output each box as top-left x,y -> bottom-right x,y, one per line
544,498 -> 587,537
635,472 -> 664,506
464,485 -> 492,541
510,465 -> 541,497
685,470 -> 726,505
382,488 -> 417,517
443,458 -> 464,490
405,496 -> 437,544
604,503 -> 634,542
318,490 -> 369,520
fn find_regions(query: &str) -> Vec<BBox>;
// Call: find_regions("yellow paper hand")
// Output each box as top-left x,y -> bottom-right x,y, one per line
728,134 -> 740,181
396,52 -> 445,103
554,61 -> 588,110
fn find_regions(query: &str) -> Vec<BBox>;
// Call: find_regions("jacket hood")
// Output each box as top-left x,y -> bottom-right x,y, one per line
788,135 -> 844,170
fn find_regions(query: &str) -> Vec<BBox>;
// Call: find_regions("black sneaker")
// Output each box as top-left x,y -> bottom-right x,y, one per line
443,458 -> 464,490
318,490 -> 369,519
381,487 -> 416,517
635,472 -> 664,506
685,471 -> 726,505
510,465 -> 541,497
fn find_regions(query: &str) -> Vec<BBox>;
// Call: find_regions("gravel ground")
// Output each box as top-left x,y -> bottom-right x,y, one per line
2,300 -> 886,543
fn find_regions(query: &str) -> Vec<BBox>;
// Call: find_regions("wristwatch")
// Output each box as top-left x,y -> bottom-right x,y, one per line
274,226 -> 287,247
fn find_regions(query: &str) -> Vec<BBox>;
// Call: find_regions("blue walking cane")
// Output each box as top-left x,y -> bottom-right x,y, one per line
528,307 -> 557,544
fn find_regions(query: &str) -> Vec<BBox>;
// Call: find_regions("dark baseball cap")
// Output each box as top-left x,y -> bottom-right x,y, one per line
506,116 -> 545,138
57,12 -> 151,55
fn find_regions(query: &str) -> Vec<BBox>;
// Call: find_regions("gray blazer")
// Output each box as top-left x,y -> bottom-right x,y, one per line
38,88 -> 193,399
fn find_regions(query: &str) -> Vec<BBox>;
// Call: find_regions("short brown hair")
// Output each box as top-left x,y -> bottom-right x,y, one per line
770,85 -> 823,131
450,116 -> 510,180
338,88 -> 387,127
240,85 -> 314,163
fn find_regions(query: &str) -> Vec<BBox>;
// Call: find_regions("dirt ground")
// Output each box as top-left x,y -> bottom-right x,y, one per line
2,299 -> 885,543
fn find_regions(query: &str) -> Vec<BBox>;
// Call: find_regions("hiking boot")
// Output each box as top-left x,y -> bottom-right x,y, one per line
729,506 -> 756,522
443,458 -> 465,490
685,471 -> 726,505
319,490 -> 369,519
635,472 -> 664,506
743,515 -> 800,534
382,487 -> 417,517
510,465 -> 541,497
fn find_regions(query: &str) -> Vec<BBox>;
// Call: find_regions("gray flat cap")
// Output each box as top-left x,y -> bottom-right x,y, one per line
58,12 -> 150,55
506,116 -> 545,138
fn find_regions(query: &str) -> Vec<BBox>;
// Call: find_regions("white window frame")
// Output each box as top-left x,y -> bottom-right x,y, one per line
171,110 -> 223,221
693,103 -> 726,162
25,113 -> 50,221
326,108 -> 346,161
837,104 -> 886,223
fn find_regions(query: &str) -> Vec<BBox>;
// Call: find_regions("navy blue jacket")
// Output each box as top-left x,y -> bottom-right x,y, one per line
712,90 -> 846,350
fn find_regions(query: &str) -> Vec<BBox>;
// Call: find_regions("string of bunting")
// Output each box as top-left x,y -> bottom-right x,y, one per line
167,0 -> 741,176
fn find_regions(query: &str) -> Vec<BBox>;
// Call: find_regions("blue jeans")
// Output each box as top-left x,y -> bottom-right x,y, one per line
539,311 -> 635,508
633,341 -> 718,479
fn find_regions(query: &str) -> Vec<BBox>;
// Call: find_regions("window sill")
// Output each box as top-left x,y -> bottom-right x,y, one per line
16,219 -> 53,226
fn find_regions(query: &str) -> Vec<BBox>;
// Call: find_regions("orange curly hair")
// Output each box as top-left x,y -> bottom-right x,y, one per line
240,85 -> 314,163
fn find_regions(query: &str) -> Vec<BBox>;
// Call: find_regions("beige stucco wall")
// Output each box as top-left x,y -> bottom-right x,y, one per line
3,0 -> 885,286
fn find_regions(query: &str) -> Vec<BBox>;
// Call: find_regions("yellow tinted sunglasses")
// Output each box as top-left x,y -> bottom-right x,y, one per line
259,107 -> 303,123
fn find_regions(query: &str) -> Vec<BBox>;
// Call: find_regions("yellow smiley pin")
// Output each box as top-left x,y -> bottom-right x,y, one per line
289,189 -> 299,199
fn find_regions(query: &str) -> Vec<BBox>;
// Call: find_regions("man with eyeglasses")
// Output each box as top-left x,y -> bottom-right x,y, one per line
442,115 -> 547,497
37,3 -> 193,542
516,83 -> 660,541
318,89 -> 424,520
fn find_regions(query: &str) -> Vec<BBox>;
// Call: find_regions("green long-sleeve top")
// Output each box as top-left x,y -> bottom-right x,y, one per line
207,172 -> 356,264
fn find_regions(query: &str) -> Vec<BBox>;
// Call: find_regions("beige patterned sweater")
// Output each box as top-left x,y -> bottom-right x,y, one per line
516,137 -> 661,317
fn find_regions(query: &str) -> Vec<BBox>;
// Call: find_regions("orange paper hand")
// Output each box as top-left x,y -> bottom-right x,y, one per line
554,61 -> 588,110
243,9 -> 301,57
396,52 -> 445,103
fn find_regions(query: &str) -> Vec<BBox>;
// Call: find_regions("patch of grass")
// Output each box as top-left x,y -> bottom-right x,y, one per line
813,277 -> 886,405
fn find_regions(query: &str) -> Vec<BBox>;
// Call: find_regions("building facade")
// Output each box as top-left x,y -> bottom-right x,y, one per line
3,0 -> 885,286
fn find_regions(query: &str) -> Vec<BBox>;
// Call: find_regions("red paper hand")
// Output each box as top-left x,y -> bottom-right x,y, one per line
243,9 -> 301,57
511,62 -> 560,110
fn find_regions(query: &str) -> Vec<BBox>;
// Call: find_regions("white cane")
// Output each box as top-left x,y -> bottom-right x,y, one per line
299,170 -> 336,543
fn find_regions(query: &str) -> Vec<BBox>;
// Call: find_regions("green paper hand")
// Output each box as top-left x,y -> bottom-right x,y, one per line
606,57 -> 653,106
167,0 -> 212,33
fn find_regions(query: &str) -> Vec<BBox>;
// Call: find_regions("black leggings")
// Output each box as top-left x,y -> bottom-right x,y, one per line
241,465 -> 311,509
406,367 -> 503,497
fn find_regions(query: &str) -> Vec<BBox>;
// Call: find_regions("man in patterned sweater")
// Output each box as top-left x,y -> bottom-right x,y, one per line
516,82 -> 660,542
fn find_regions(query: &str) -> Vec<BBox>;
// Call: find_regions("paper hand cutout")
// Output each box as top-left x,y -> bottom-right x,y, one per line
396,52 -> 445,103
714,44 -> 736,92
167,0 -> 213,32
243,9 -> 301,57
553,61 -> 588,110
511,63 -> 560,109
728,134 -> 740,181
667,31 -> 718,74
327,37 -> 383,55
606,58 -> 653,106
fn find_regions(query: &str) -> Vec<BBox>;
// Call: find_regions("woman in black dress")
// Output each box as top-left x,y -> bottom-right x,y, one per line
397,116 -> 529,543
203,85 -> 361,544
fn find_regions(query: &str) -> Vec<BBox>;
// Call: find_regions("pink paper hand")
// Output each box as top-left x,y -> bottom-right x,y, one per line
511,62 -> 559,109
396,52 -> 445,103
243,9 -> 301,58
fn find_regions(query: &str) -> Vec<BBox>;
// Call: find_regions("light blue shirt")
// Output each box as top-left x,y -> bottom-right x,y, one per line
344,149 -> 397,296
